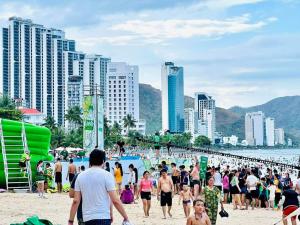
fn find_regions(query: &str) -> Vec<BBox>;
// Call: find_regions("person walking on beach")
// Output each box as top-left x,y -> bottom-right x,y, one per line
202,176 -> 223,225
70,165 -> 85,225
54,158 -> 63,193
186,199 -> 211,225
69,149 -> 130,225
44,162 -> 53,190
36,160 -> 46,198
114,162 -> 123,195
138,171 -> 153,217
191,162 -> 200,198
66,159 -> 77,184
157,169 -> 174,219
246,170 -> 258,210
222,171 -> 230,204
179,185 -> 193,218
279,184 -> 300,225
171,163 -> 180,194
230,170 -> 243,210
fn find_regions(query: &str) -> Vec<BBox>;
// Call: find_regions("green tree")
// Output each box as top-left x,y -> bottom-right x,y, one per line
42,116 -> 57,130
65,106 -> 83,129
122,114 -> 136,135
51,127 -> 65,149
194,135 -> 211,147
0,95 -> 23,121
64,129 -> 83,148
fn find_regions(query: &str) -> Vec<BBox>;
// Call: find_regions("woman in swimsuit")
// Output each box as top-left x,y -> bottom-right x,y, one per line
179,185 -> 194,217
186,199 -> 211,225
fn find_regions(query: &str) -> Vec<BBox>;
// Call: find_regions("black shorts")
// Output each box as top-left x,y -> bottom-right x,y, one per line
55,172 -> 62,183
231,186 -> 240,194
172,176 -> 178,185
190,180 -> 194,188
193,180 -> 200,186
251,190 -> 259,199
246,192 -> 252,200
223,188 -> 229,194
69,173 -> 75,183
161,191 -> 172,206
259,194 -> 267,202
19,161 -> 26,168
141,191 -> 151,200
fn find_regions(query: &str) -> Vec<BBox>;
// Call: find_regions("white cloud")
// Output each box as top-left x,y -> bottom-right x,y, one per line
110,15 -> 276,44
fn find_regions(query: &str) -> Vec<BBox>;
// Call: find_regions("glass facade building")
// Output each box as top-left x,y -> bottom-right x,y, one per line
161,62 -> 184,133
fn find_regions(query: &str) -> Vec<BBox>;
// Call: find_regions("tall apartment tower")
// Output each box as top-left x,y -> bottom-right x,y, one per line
105,62 -> 139,131
0,17 -> 81,125
0,27 -> 9,95
194,92 -> 216,143
245,111 -> 265,146
265,117 -> 275,146
275,128 -> 285,145
161,62 -> 184,133
184,108 -> 195,134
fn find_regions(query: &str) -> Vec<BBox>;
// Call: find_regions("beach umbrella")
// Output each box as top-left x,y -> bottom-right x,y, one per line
55,146 -> 65,151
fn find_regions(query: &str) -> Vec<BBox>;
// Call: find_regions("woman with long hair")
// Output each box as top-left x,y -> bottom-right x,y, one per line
222,170 -> 230,204
114,162 -> 123,195
231,170 -> 243,210
138,171 -> 153,217
36,160 -> 46,198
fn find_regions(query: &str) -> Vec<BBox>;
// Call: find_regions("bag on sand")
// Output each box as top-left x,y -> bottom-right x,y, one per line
10,216 -> 53,225
219,208 -> 229,218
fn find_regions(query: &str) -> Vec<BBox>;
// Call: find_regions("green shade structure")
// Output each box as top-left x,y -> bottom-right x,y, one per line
0,119 -> 53,188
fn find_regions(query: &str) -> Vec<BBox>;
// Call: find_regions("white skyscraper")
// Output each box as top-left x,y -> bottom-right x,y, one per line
265,117 -> 275,146
194,92 -> 216,143
184,108 -> 195,134
105,62 -> 142,133
275,128 -> 285,145
245,111 -> 265,146
0,17 -> 83,126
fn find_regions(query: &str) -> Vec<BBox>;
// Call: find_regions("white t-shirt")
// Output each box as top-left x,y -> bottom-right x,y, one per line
75,167 -> 116,222
246,175 -> 258,191
128,170 -> 136,184
214,172 -> 222,186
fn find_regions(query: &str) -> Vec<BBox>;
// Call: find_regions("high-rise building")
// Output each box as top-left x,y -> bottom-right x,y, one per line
0,17 -> 84,126
194,92 -> 215,142
245,111 -> 265,146
105,62 -> 141,133
161,62 -> 184,133
275,128 -> 285,145
0,27 -> 9,95
265,117 -> 275,146
184,108 -> 195,134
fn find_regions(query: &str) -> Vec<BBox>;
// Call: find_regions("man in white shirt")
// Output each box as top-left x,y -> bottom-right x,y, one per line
68,149 -> 129,225
246,170 -> 258,210
214,167 -> 222,191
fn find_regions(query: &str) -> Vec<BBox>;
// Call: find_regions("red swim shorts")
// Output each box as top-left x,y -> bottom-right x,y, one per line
283,205 -> 298,221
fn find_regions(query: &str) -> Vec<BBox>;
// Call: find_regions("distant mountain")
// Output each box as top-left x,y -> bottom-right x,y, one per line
229,96 -> 300,141
139,84 -> 300,142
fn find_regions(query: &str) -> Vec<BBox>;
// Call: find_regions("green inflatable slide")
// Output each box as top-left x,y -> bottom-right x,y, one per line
0,119 -> 53,189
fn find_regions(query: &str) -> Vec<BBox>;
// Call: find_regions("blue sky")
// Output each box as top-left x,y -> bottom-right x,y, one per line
0,0 -> 299,108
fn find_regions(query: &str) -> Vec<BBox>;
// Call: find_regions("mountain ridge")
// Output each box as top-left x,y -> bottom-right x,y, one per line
139,83 -> 300,142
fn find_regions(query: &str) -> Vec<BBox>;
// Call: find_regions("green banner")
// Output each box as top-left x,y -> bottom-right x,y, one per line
200,156 -> 208,179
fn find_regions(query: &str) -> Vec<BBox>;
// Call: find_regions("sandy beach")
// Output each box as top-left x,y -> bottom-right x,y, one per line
0,193 -> 285,225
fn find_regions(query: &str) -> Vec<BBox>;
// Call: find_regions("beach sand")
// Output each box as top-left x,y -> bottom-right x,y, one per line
0,193 -> 285,225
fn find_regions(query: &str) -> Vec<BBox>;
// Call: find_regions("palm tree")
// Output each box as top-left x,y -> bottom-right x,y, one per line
43,116 -> 57,130
122,114 -> 136,135
65,106 -> 82,129
0,95 -> 23,121
51,127 -> 65,149
111,122 -> 122,135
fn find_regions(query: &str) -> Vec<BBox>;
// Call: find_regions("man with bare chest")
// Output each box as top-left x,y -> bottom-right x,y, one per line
66,159 -> 77,183
157,169 -> 174,219
55,158 -> 63,193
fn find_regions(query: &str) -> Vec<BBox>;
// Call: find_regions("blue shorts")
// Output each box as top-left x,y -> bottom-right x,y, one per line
85,219 -> 111,225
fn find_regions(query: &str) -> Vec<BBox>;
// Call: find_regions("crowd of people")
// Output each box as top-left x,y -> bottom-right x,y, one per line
19,147 -> 300,225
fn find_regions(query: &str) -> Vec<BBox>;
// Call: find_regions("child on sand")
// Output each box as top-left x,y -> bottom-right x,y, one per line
186,199 -> 211,225
120,185 -> 134,204
179,185 -> 194,217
